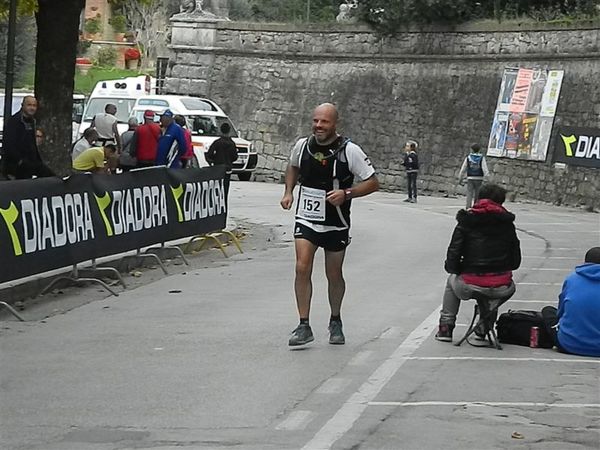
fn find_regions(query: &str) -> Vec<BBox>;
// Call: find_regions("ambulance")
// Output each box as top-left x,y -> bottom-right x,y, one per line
76,74 -> 154,140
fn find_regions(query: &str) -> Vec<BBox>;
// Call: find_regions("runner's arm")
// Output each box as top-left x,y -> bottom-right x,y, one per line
280,164 -> 299,210
113,122 -> 122,150
326,174 -> 379,206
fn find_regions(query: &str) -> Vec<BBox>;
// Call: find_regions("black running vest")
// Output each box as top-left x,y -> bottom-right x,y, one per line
297,136 -> 354,227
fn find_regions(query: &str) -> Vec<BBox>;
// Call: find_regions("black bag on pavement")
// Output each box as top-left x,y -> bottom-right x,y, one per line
496,310 -> 554,348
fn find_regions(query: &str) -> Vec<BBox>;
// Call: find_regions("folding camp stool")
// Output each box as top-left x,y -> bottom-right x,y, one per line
454,292 -> 506,350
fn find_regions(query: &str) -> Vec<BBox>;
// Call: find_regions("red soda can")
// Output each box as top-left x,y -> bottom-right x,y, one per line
530,327 -> 539,348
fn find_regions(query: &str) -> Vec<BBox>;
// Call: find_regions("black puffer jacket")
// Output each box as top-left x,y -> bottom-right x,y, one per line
444,200 -> 521,274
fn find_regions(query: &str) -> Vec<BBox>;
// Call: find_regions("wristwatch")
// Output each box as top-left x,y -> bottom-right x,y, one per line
344,188 -> 352,201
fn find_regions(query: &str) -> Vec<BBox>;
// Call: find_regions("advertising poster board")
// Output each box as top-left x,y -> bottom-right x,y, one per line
487,67 -> 564,162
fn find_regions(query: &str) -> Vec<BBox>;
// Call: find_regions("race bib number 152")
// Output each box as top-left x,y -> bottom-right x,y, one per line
297,186 -> 326,221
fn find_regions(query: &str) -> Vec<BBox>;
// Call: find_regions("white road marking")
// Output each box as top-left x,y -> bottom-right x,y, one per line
301,308 -> 439,450
517,223 -> 581,226
316,378 -> 352,395
507,300 -> 554,304
276,410 -> 317,431
401,356 -> 600,364
368,401 -> 600,408
348,351 -> 374,366
379,327 -> 402,339
530,230 -> 599,234
523,256 -> 579,260
521,247 -> 585,251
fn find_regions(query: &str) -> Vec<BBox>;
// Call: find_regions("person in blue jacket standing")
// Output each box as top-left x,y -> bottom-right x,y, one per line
155,109 -> 187,168
542,247 -> 600,357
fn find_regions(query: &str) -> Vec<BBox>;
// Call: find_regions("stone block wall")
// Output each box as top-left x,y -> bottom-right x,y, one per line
165,20 -> 600,209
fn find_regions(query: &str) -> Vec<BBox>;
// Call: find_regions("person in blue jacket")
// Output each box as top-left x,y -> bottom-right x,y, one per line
542,247 -> 600,357
155,109 -> 187,168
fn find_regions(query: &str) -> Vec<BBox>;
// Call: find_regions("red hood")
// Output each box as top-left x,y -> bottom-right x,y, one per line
470,199 -> 507,214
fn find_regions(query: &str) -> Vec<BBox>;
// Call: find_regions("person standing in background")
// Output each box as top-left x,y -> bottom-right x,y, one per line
90,103 -> 121,150
134,110 -> 160,168
1,95 -> 55,179
119,117 -> 139,171
155,109 -> 187,168
206,122 -> 238,199
174,115 -> 194,168
402,140 -> 419,203
458,143 -> 490,209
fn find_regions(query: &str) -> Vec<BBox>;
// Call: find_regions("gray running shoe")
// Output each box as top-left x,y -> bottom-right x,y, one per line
289,324 -> 314,347
328,320 -> 345,345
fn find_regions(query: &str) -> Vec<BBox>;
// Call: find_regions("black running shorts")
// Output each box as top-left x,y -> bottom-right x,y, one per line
293,222 -> 350,252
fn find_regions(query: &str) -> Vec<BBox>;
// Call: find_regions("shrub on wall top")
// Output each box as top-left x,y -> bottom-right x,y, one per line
96,46 -> 118,67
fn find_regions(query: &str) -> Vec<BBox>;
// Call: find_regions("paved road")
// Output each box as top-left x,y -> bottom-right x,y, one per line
1,181 -> 599,450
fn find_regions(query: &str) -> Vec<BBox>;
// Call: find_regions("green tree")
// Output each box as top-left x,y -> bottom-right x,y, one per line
357,0 -> 598,33
231,0 -> 338,22
109,0 -> 179,67
0,17 -> 36,88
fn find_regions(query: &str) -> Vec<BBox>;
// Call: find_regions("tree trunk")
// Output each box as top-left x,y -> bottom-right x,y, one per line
35,0 -> 85,176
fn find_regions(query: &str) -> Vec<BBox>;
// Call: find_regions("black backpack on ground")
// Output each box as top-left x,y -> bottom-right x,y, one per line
496,310 -> 554,348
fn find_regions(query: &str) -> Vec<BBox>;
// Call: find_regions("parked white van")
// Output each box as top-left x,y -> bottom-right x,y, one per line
77,75 -> 154,140
130,95 -> 257,181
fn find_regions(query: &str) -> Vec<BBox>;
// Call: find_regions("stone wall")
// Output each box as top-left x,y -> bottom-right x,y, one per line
165,20 -> 600,209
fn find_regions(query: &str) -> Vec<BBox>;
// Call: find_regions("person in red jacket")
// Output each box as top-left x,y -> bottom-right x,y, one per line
175,115 -> 194,168
133,110 -> 160,167
435,183 -> 522,342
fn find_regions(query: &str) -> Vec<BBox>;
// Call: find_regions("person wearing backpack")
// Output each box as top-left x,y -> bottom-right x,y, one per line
541,247 -> 600,357
280,103 -> 379,348
458,144 -> 489,209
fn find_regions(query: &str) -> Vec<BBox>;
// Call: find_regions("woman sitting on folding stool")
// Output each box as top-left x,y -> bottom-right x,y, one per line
435,183 -> 522,342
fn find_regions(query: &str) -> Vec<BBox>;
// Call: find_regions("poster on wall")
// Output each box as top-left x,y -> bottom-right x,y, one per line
487,67 -> 564,162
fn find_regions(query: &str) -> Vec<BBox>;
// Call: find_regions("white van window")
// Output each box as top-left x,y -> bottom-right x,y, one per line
84,98 -> 137,123
137,99 -> 170,107
132,110 -> 160,124
180,98 -> 213,111
0,95 -> 28,117
189,115 -> 237,137
72,97 -> 85,123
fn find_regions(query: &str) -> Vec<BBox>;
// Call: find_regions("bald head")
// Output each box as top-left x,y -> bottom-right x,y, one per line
312,103 -> 339,144
314,103 -> 339,121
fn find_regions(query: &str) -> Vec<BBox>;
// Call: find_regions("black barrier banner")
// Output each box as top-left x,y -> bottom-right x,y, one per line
0,166 -> 227,283
554,126 -> 600,168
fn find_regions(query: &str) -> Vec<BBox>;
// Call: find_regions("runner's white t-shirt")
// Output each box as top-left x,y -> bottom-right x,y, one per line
289,137 -> 375,232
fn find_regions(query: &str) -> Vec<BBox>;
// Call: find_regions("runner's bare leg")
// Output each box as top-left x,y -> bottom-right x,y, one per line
325,249 -> 346,316
294,239 -> 318,319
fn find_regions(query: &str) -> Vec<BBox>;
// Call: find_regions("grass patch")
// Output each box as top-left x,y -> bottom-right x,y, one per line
16,66 -> 151,96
